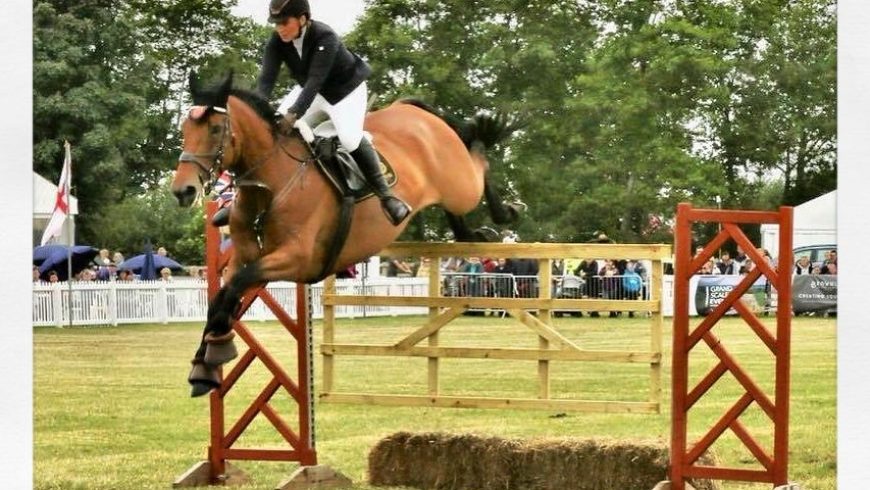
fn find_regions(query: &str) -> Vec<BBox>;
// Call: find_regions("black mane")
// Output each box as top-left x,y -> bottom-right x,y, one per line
229,88 -> 279,129
190,71 -> 279,130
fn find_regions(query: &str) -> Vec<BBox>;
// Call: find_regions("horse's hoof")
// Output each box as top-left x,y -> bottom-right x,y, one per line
190,381 -> 216,398
472,226 -> 500,242
507,201 -> 527,220
204,331 -> 238,366
188,361 -> 221,397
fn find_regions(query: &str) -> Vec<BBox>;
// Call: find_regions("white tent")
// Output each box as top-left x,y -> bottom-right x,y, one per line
33,171 -> 79,246
760,190 -> 836,259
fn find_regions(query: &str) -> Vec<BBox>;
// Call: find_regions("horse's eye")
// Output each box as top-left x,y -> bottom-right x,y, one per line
210,125 -> 223,136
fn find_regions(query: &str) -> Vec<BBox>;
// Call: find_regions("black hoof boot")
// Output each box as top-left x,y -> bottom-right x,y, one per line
203,331 -> 238,366
188,361 -> 221,397
380,196 -> 412,226
211,205 -> 231,227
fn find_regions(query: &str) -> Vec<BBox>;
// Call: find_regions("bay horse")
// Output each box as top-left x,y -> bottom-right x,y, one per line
170,72 -> 521,397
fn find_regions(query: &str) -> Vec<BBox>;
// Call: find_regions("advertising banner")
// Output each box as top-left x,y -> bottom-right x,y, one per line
694,275 -> 768,316
792,275 -> 837,313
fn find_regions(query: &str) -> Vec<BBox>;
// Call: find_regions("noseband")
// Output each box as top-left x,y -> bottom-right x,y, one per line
178,106 -> 231,195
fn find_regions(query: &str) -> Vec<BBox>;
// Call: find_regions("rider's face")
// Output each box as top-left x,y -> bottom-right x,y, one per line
274,15 -> 303,42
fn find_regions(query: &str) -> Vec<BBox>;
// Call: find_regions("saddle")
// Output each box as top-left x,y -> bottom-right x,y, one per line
307,120 -> 397,202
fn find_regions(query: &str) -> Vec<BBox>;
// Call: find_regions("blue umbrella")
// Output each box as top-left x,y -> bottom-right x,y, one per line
36,245 -> 99,281
119,253 -> 183,276
34,244 -> 96,267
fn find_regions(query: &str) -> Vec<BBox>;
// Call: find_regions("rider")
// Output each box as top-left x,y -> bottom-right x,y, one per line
211,0 -> 411,227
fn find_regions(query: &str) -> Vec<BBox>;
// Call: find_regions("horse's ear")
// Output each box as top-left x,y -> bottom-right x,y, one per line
189,71 -> 200,97
217,70 -> 234,105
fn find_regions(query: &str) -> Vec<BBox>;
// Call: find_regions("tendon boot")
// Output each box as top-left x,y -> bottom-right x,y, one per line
188,360 -> 222,397
203,330 -> 239,366
351,138 -> 411,226
211,204 -> 231,227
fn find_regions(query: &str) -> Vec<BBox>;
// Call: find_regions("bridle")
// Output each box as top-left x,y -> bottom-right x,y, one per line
177,106 -> 231,195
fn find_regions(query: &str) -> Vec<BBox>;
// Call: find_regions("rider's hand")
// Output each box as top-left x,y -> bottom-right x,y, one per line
278,112 -> 297,136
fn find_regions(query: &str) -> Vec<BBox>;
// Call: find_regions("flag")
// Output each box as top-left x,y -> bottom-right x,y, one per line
40,141 -> 72,246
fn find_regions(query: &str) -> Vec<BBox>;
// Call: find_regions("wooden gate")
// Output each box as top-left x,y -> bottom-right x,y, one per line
669,203 -> 793,488
321,241 -> 671,413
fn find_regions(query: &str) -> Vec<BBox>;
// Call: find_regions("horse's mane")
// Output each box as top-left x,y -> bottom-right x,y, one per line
228,88 -> 279,130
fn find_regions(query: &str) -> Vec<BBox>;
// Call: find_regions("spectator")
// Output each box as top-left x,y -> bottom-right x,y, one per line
821,250 -> 837,274
160,267 -> 174,282
415,257 -> 432,278
118,269 -> 135,281
96,262 -> 116,281
33,266 -> 40,282
157,247 -> 168,257
794,256 -> 812,275
197,268 -> 207,281
461,257 -> 485,296
386,258 -> 413,277
48,270 -> 59,283
694,246 -> 704,257
738,265 -> 749,276
716,252 -> 737,275
700,260 -> 716,275
733,246 -> 748,269
599,259 -> 620,317
112,251 -> 125,265
822,262 -> 837,275
97,248 -> 111,266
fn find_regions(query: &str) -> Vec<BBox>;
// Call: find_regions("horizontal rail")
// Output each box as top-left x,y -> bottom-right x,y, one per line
322,295 -> 660,311
322,343 -> 661,363
683,208 -> 783,224
319,392 -> 660,413
381,242 -> 672,260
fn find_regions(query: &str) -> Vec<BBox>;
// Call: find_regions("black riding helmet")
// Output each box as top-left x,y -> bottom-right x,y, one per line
268,0 -> 310,22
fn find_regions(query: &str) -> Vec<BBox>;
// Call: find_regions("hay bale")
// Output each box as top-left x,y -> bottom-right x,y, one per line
368,432 -> 720,490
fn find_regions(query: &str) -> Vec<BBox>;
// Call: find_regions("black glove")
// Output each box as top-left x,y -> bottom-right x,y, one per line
277,112 -> 298,136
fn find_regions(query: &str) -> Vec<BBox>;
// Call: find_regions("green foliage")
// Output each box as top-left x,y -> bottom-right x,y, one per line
85,185 -> 206,265
33,0 -> 836,255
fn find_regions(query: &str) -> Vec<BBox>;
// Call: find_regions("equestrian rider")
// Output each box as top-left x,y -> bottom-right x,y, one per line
211,0 -> 412,228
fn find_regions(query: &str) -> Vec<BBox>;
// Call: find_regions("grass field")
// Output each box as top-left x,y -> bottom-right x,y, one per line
33,314 -> 836,490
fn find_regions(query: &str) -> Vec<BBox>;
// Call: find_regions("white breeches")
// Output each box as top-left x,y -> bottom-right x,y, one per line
277,81 -> 368,151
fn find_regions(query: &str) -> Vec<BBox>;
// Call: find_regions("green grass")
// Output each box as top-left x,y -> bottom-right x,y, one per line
34,315 -> 836,490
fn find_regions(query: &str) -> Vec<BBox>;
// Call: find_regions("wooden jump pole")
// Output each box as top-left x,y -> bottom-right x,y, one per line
174,201 -> 349,489
665,202 -> 794,490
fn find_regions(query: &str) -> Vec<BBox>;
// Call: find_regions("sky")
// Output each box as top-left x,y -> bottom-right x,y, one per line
231,0 -> 366,35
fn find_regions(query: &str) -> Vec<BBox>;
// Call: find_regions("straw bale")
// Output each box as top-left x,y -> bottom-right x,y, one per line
369,432 -> 720,490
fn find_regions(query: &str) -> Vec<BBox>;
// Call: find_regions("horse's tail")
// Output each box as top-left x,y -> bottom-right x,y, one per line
397,98 -> 517,153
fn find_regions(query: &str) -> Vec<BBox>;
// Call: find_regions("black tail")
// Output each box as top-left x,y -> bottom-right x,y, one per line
398,98 -> 519,151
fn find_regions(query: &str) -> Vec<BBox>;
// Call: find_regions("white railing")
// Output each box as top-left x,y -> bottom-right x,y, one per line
32,273 -> 666,327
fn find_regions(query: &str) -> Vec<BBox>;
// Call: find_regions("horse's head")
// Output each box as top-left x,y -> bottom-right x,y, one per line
171,71 -> 238,207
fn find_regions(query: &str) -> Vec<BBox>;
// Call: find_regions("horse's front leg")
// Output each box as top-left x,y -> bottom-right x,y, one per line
188,259 -> 264,397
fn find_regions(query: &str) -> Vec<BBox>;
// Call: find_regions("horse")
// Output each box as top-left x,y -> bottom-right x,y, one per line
170,72 -> 522,397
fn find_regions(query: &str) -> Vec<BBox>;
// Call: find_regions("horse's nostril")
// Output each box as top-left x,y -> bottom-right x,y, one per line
184,186 -> 197,197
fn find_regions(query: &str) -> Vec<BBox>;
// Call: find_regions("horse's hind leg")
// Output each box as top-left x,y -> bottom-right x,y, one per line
445,211 -> 500,243
484,175 -> 525,225
445,211 -> 475,242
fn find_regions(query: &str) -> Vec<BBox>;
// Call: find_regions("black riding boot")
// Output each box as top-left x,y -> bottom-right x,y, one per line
352,138 -> 411,226
211,205 -> 231,227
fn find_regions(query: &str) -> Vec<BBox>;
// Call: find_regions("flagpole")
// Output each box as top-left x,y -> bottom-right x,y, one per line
65,141 -> 73,329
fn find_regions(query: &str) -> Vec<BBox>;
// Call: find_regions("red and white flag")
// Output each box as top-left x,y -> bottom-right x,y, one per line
40,141 -> 72,246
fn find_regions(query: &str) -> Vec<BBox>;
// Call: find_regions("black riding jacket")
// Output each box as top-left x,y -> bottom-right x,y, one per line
256,20 -> 371,117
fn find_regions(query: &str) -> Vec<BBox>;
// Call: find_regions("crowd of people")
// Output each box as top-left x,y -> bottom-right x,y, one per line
33,246 -> 204,283
694,246 -> 838,276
